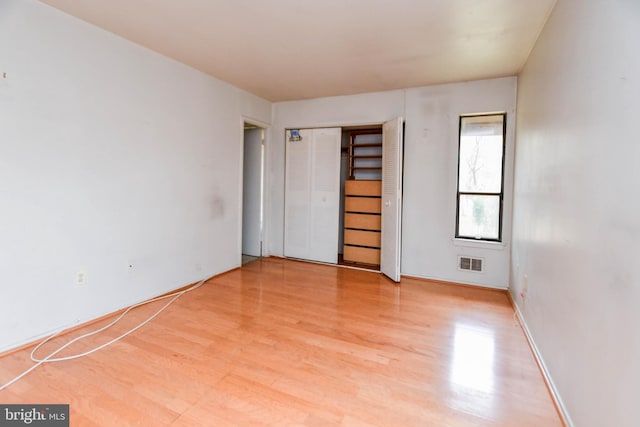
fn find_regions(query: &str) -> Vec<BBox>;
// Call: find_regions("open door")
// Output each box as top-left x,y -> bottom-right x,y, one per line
242,127 -> 263,257
380,117 -> 403,282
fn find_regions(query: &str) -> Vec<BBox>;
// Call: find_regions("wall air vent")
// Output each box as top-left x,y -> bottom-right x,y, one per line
458,256 -> 483,273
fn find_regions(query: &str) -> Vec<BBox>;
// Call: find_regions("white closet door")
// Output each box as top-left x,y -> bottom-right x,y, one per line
284,128 -> 341,263
309,128 -> 341,264
284,129 -> 312,260
381,117 -> 404,282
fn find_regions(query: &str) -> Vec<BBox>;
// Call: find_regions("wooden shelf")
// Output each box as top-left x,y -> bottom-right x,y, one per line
343,246 -> 380,266
344,229 -> 381,247
348,129 -> 382,136
343,180 -> 382,266
351,143 -> 382,148
344,180 -> 381,197
345,197 -> 381,214
343,129 -> 382,266
347,129 -> 383,180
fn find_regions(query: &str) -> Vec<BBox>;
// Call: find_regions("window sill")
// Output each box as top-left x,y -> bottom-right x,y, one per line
453,238 -> 506,251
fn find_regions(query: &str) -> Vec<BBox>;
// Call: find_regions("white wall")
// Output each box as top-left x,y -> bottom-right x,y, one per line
0,0 -> 271,352
511,1 -> 640,426
403,78 -> 516,288
270,77 -> 516,288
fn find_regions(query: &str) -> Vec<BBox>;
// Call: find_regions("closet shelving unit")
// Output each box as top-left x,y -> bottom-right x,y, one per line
346,129 -> 383,179
343,129 -> 383,267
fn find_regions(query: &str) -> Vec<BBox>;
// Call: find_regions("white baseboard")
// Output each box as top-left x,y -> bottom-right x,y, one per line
511,296 -> 574,427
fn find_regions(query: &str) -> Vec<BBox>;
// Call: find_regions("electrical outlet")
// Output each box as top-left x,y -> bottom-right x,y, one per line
76,271 -> 86,286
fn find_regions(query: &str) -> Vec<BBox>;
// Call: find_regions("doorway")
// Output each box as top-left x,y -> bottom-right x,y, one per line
242,123 -> 265,265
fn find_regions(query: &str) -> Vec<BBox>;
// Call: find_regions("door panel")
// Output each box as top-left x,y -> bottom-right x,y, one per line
309,129 -> 341,263
381,117 -> 404,282
284,129 -> 312,259
284,128 -> 341,264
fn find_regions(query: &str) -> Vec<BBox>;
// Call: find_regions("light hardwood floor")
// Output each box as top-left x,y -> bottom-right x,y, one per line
0,258 -> 563,426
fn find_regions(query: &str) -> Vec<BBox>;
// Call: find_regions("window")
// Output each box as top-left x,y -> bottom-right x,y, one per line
455,114 -> 506,241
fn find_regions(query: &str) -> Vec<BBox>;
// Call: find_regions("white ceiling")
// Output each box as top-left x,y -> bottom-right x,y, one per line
39,0 -> 557,102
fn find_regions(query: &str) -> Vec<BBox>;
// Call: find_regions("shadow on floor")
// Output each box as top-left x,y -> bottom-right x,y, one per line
242,254 -> 259,265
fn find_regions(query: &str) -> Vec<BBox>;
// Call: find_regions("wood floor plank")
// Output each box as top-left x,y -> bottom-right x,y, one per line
0,258 -> 563,426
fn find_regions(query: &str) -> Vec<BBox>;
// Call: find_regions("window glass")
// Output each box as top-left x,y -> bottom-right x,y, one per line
456,114 -> 505,241
458,195 -> 500,240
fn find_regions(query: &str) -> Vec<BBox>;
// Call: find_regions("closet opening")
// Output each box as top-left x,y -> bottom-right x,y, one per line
338,126 -> 383,271
283,118 -> 403,281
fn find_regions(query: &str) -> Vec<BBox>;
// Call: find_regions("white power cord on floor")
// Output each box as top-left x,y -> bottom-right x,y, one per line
0,276 -> 211,392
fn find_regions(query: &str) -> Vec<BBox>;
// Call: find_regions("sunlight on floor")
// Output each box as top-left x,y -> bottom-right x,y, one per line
449,322 -> 496,418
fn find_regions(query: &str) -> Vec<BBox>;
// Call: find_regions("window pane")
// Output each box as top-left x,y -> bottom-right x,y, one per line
460,114 -> 504,137
458,195 -> 500,240
459,117 -> 503,193
459,135 -> 503,192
